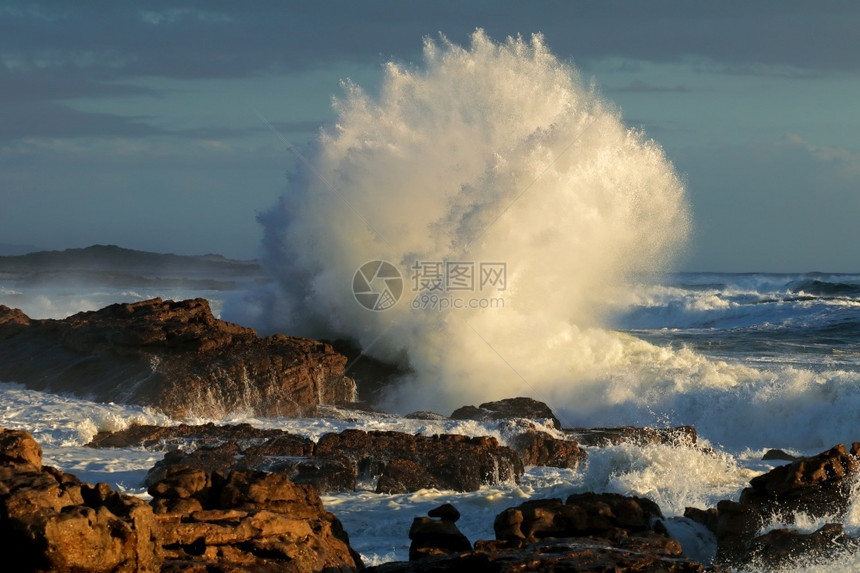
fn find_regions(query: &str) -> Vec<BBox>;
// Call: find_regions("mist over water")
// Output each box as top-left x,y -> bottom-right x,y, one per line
226,30 -> 691,416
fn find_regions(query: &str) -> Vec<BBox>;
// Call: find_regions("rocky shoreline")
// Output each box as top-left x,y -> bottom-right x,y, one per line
2,298 -> 860,571
4,420 -> 860,571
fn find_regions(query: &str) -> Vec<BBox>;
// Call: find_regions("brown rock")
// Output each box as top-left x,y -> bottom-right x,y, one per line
149,468 -> 363,571
0,429 -> 162,572
740,442 -> 860,519
0,427 -> 43,469
494,493 -> 666,545
145,442 -> 242,488
372,536 -> 711,572
86,422 -> 293,449
509,427 -> 587,469
316,429 -> 523,493
0,298 -> 357,418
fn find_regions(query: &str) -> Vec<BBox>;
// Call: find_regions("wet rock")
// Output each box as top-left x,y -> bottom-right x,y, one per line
316,429 -> 523,493
371,536 -> 713,572
747,523 -> 860,569
0,298 -> 357,418
404,411 -> 448,420
87,422 -> 292,450
508,427 -> 587,469
409,504 -> 471,560
0,428 -> 162,572
494,493 -> 667,544
374,494 -> 713,573
450,397 -> 562,429
740,442 -> 860,519
145,442 -> 242,487
240,455 -> 357,493
566,425 -> 698,447
685,500 -> 764,565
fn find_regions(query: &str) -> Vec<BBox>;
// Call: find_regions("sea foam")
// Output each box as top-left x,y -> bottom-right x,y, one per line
225,29 -> 690,415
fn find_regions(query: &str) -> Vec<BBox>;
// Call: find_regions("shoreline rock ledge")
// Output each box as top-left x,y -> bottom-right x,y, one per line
0,298 -> 357,418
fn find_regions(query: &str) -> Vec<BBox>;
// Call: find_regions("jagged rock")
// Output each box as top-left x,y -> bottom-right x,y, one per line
250,456 -> 358,493
146,443 -> 242,487
87,422 -> 292,449
404,411 -> 448,420
409,504 -> 471,560
450,397 -> 562,429
370,536 -> 713,572
142,428 -> 523,495
740,442 -> 860,519
747,523 -> 860,569
0,428 -> 162,572
509,427 -> 587,469
316,429 -> 523,493
685,500 -> 763,564
374,494 -> 714,573
566,425 -> 698,447
0,427 -> 43,467
0,298 -> 357,418
494,493 -> 666,544
685,443 -> 860,567
148,467 -> 363,571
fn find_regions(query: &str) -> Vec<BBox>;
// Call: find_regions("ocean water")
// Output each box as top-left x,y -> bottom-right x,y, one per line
2,272 -> 859,570
3,31 -> 858,570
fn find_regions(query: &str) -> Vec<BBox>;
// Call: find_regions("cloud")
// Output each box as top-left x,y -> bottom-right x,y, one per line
611,79 -> 690,93
0,102 -> 158,141
783,134 -> 860,179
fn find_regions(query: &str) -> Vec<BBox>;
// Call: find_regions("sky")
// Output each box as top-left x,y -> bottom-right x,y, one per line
1,1 -> 858,272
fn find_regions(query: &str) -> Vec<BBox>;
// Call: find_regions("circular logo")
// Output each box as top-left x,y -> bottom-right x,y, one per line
352,260 -> 403,311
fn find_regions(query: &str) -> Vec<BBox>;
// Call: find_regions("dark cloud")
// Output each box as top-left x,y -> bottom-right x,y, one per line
0,102 -> 158,140
2,1 -> 858,84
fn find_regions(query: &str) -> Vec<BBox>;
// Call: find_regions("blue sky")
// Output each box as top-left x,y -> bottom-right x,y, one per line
1,1 -> 858,271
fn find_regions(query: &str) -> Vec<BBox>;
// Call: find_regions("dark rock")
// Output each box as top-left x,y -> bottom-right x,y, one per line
0,428 -> 162,572
316,429 -> 523,493
428,503 -> 460,522
685,500 -> 764,564
373,492 -> 715,573
740,442 -> 860,519
145,442 -> 242,488
566,425 -> 698,447
408,505 -> 471,561
0,298 -> 357,418
330,338 -> 410,403
450,397 -> 562,429
404,411 -> 449,420
762,448 -> 798,461
87,422 -> 293,449
747,523 -> 860,569
494,493 -> 666,545
240,455 -> 357,493
370,536 -> 714,572
509,427 -> 587,469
